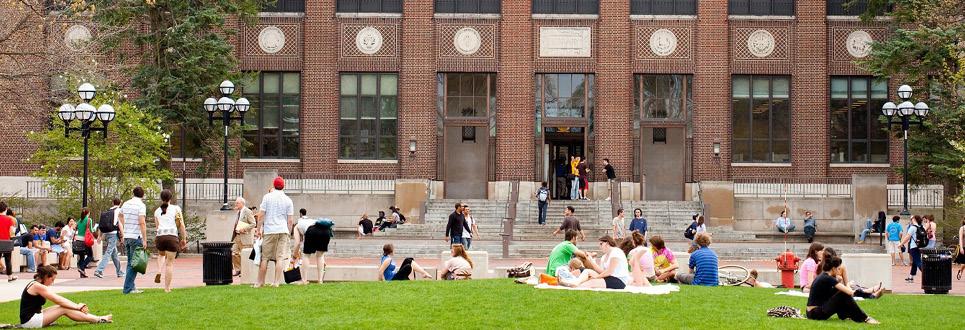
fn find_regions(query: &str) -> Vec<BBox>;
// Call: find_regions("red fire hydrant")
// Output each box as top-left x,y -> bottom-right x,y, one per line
775,249 -> 801,289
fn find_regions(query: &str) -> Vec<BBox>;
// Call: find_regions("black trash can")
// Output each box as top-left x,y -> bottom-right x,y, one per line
920,247 -> 952,294
202,241 -> 233,286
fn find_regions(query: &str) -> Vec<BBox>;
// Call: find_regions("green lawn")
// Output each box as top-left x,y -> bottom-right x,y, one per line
1,280 -> 962,329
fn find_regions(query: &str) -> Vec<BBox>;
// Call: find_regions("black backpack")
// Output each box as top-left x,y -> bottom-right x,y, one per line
396,212 -> 406,224
911,224 -> 927,248
99,209 -> 118,233
684,222 -> 697,240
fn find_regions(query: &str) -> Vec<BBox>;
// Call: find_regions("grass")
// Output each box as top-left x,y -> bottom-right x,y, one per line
0,280 -> 962,329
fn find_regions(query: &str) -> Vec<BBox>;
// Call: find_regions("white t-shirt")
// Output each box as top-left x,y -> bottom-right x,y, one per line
602,247 -> 631,285
154,205 -> 182,237
60,227 -> 74,249
612,216 -> 626,238
120,197 -> 147,239
695,223 -> 707,235
295,217 -> 315,235
462,216 -> 474,238
259,190 -> 294,235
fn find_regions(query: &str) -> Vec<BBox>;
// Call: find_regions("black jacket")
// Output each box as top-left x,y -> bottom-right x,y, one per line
445,211 -> 470,237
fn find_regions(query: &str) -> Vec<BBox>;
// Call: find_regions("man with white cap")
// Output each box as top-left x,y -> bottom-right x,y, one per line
254,176 -> 294,288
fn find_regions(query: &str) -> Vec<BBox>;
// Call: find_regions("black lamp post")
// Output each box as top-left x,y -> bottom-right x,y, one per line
58,83 -> 115,208
204,80 -> 250,211
880,84 -> 929,216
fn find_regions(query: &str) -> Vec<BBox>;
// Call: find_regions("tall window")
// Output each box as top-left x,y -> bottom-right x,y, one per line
827,0 -> 889,15
535,74 -> 595,118
729,0 -> 795,15
340,73 -> 398,160
439,73 -> 496,118
631,0 -> 697,15
830,77 -> 889,163
337,0 -> 402,13
241,72 -> 301,159
732,75 -> 791,163
634,75 -> 693,120
436,0 -> 500,13
532,0 -> 599,15
262,0 -> 305,12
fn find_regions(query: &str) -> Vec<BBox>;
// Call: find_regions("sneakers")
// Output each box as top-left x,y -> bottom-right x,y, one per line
904,277 -> 914,283
125,289 -> 144,294
93,272 -> 103,278
117,272 -> 125,278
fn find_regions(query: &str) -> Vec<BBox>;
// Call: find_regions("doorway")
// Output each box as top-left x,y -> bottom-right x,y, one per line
544,129 -> 584,200
444,125 -> 489,199
642,126 -> 686,200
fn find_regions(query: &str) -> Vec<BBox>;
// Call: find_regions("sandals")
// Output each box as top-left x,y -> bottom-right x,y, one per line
154,274 -> 161,283
97,315 -> 112,324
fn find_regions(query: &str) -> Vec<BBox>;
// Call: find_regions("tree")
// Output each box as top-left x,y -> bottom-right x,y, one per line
28,79 -> 173,218
861,0 -> 965,199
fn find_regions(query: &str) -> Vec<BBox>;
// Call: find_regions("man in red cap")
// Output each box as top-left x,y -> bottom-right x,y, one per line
254,176 -> 294,288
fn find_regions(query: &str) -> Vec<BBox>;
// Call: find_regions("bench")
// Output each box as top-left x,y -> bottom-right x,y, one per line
12,241 -> 103,272
239,248 -> 437,283
438,250 -> 495,279
753,231 -> 857,244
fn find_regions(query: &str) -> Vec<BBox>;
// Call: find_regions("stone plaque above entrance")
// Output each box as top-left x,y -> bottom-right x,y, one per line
258,26 -> 286,54
355,26 -> 384,55
539,27 -> 591,58
845,30 -> 873,58
649,29 -> 678,57
746,29 -> 775,58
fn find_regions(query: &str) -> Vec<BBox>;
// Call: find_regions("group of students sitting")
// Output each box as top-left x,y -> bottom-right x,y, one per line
377,243 -> 475,281
799,242 -> 885,324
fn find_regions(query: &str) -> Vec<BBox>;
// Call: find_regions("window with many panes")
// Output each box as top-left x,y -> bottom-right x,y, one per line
241,72 -> 301,158
827,0 -> 888,15
535,73 -> 595,118
634,74 -> 693,120
732,75 -> 791,163
829,77 -> 889,163
729,0 -> 794,16
532,0 -> 598,15
631,0 -> 697,15
436,0 -> 500,13
440,73 -> 496,118
340,73 -> 398,160
262,0 -> 305,12
337,0 -> 402,13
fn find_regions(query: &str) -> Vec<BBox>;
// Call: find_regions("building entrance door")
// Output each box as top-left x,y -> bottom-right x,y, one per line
642,127 -> 685,200
544,131 -> 584,200
444,125 -> 489,199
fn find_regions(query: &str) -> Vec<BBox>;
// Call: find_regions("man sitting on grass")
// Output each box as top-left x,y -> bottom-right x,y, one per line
675,233 -> 718,286
545,229 -> 587,275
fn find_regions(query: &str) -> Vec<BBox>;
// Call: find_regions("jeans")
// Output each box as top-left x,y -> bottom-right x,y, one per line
859,229 -> 872,241
570,177 -> 580,199
123,238 -> 142,294
909,247 -> 922,277
19,248 -> 36,272
463,237 -> 472,249
76,244 -> 93,270
777,224 -> 796,233
96,232 -> 123,276
537,201 -> 548,225
926,239 -> 936,249
450,236 -> 465,246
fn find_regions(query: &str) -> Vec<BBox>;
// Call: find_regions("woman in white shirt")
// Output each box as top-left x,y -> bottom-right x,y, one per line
153,190 -> 187,293
58,218 -> 75,271
579,236 -> 631,289
293,208 -> 335,284
461,206 -> 478,249
441,244 -> 473,280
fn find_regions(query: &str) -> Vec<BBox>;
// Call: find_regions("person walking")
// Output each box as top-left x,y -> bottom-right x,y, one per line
153,190 -> 187,293
900,215 -> 926,283
94,199 -> 124,279
554,160 -> 567,199
885,215 -> 906,266
956,219 -> 964,280
611,208 -> 626,239
536,182 -> 550,225
120,186 -> 148,294
444,203 -> 468,246
73,210 -> 95,278
923,214 -> 938,248
231,197 -> 256,277
552,206 -> 584,241
255,177 -> 295,288
462,205 -> 477,250
775,210 -> 795,233
603,158 -> 616,200
0,201 -> 17,282
18,265 -> 112,328
59,218 -> 75,271
803,211 -> 817,243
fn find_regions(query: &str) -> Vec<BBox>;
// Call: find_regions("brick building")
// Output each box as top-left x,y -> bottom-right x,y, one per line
3,0 -> 910,201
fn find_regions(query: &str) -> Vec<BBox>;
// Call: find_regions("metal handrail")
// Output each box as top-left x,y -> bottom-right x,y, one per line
734,178 -> 852,198
887,186 -> 943,208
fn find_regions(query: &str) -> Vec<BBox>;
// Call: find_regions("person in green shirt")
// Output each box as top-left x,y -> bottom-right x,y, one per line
546,229 -> 587,274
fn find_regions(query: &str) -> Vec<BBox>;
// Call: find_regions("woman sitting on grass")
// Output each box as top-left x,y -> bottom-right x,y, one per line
818,248 -> 883,299
806,256 -> 879,324
799,242 -> 824,292
625,232 -> 654,287
579,236 -> 631,289
19,265 -> 112,328
649,235 -> 678,282
441,244 -> 473,280
378,244 -> 434,281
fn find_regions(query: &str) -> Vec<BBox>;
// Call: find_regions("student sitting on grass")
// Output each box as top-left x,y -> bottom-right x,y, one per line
625,231 -> 654,287
818,248 -> 884,299
19,265 -> 112,328
675,233 -> 718,286
649,235 -> 678,283
545,229 -> 587,275
799,242 -> 824,292
578,236 -> 631,289
555,258 -> 599,287
806,256 -> 879,324
378,244 -> 434,281
441,244 -> 473,280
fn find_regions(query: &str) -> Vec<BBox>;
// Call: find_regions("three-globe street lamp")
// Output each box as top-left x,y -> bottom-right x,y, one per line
204,80 -> 250,211
58,83 -> 115,208
880,84 -> 929,216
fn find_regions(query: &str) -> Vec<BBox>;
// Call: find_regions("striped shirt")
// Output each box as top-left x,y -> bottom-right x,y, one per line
689,247 -> 719,286
120,197 -> 147,239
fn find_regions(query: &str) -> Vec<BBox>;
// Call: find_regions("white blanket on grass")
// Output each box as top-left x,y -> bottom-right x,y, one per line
535,283 -> 680,295
775,290 -> 864,301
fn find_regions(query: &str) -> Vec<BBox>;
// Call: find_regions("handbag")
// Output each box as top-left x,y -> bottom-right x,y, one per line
0,240 -> 13,253
283,259 -> 302,284
72,240 -> 86,255
130,246 -> 149,274
84,229 -> 94,247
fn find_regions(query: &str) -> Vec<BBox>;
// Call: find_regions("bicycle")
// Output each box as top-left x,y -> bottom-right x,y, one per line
718,264 -> 751,286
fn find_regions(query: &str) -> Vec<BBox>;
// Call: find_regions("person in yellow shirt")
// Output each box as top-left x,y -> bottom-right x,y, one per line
569,156 -> 580,200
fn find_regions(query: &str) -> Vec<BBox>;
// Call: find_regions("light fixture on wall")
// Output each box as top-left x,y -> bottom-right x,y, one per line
712,142 -> 721,158
409,139 -> 417,156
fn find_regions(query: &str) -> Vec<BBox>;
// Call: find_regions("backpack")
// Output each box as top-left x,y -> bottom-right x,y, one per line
396,212 -> 406,224
537,187 -> 549,202
98,208 -> 118,233
911,224 -> 927,248
684,222 -> 697,240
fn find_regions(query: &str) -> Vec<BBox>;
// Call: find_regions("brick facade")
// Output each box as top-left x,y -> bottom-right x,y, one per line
1,0 -> 907,185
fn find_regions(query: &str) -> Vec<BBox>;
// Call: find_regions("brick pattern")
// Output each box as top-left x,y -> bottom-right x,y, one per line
632,19 -> 696,73
533,19 -> 598,73
827,22 -> 889,74
238,17 -> 303,71
398,0 -> 437,179
435,19 -> 499,72
593,0 -> 632,182
791,0 -> 829,179
730,21 -> 794,74
692,1 -> 731,181
495,1 -> 535,181
337,19 -> 401,71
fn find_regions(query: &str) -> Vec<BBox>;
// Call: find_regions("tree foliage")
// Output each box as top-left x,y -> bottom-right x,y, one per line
28,79 -> 173,218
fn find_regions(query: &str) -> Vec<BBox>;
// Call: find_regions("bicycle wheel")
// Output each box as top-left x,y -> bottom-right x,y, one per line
718,265 -> 750,286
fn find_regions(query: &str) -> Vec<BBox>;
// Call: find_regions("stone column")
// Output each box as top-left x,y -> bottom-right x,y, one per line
700,181 -> 735,228
851,174 -> 887,236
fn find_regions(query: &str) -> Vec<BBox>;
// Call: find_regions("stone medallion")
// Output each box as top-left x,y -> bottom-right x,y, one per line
64,25 -> 92,51
355,27 -> 384,55
257,26 -> 286,54
453,27 -> 482,56
846,30 -> 873,58
747,29 -> 776,58
649,29 -> 678,57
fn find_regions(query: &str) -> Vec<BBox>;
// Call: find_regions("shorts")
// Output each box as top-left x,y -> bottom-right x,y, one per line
261,233 -> 291,263
603,276 -> 626,289
302,225 -> 331,254
886,240 -> 902,253
155,235 -> 180,253
21,312 -> 43,329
